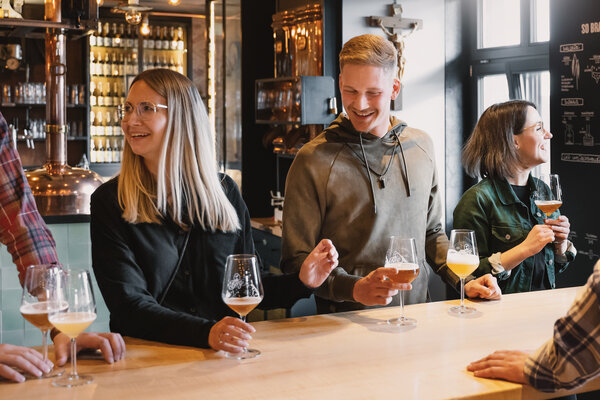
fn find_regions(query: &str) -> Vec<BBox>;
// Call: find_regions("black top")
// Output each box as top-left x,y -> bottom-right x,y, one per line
511,184 -> 549,291
90,175 -> 311,348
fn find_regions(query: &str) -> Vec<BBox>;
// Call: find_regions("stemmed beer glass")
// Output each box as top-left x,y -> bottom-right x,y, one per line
447,230 -> 480,315
49,269 -> 97,387
221,254 -> 264,359
385,237 -> 420,326
534,174 -> 562,218
20,264 -> 65,378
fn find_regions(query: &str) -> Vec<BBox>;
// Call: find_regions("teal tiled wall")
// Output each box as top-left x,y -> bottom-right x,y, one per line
0,222 -> 110,346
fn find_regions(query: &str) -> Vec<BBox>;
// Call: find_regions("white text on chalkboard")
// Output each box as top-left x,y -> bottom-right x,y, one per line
581,22 -> 600,34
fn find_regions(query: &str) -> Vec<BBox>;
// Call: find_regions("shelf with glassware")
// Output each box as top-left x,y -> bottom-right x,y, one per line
0,35 -> 89,168
87,19 -> 188,167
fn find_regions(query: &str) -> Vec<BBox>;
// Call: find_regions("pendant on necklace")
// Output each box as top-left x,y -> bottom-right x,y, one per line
378,177 -> 386,189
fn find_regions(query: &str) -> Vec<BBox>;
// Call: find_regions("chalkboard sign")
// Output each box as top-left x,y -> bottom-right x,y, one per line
550,0 -> 600,287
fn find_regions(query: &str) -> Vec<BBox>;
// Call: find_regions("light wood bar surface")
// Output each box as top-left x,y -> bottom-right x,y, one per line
2,287 -> 599,399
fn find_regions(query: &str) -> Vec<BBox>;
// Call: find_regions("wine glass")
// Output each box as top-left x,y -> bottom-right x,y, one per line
20,264 -> 65,378
221,254 -> 264,359
385,237 -> 420,326
447,230 -> 480,315
534,174 -> 562,218
49,269 -> 97,387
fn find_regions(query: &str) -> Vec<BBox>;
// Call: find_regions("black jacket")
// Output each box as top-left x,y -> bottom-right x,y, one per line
91,174 -> 310,348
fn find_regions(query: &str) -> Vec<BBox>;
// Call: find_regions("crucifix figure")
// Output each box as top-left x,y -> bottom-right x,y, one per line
368,3 -> 423,110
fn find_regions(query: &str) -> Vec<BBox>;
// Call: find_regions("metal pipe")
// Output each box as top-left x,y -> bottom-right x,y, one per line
45,0 -> 67,168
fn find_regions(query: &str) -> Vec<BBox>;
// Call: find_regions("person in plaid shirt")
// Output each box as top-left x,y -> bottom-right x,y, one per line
0,111 -> 125,383
0,112 -> 58,284
468,259 -> 600,393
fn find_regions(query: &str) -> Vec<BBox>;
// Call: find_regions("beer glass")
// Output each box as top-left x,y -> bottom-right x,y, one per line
385,237 -> 420,326
20,264 -> 65,378
221,255 -> 264,359
447,230 -> 479,314
534,174 -> 562,218
50,269 -> 97,387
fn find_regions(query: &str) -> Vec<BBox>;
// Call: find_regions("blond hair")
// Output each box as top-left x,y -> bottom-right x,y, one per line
118,69 -> 240,232
339,34 -> 398,76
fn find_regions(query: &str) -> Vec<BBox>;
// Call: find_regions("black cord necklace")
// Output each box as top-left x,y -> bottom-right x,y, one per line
350,135 -> 398,189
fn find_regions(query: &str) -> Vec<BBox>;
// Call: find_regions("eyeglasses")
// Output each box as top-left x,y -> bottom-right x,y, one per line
118,101 -> 168,121
520,121 -> 546,134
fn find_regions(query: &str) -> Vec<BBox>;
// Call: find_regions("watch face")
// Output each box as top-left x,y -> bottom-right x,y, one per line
6,58 -> 20,70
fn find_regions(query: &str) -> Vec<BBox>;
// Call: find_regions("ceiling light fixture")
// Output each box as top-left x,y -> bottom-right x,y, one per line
116,0 -> 152,25
168,0 -> 181,5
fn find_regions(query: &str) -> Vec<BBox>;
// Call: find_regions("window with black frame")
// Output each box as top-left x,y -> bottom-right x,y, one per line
470,0 -> 550,174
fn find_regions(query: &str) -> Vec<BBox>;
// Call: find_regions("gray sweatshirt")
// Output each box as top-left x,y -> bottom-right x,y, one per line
281,114 -> 459,313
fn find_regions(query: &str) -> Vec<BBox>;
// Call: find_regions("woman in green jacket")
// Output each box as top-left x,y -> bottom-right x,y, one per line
453,100 -> 575,294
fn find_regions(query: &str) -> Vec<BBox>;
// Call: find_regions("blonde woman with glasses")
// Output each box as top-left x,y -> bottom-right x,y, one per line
90,69 -> 338,353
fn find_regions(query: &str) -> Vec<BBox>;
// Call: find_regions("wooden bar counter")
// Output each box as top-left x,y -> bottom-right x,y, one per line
2,287 -> 599,399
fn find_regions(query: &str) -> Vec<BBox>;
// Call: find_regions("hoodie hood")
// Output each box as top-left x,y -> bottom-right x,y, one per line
323,113 -> 411,214
324,113 -> 408,144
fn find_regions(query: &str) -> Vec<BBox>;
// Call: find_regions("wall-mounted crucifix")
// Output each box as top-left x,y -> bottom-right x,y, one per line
368,3 -> 423,110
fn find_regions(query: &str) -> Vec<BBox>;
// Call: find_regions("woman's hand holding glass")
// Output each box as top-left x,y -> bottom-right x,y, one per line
208,316 -> 255,354
535,173 -> 571,252
221,255 -> 264,359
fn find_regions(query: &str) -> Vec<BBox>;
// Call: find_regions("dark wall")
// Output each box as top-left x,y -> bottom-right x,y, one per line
241,0 -> 278,217
444,0 -> 475,233
550,0 -> 600,287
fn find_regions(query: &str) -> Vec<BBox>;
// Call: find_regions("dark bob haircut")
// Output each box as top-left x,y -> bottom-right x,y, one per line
462,100 -> 536,180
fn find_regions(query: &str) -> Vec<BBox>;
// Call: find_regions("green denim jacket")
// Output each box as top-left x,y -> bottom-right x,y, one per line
453,175 -> 574,294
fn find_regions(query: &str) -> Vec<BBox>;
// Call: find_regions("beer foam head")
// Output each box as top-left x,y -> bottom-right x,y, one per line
446,252 -> 479,265
386,262 -> 419,270
20,301 -> 68,314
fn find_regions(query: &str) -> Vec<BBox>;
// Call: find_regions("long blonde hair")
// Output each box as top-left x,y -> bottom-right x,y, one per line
118,69 -> 240,232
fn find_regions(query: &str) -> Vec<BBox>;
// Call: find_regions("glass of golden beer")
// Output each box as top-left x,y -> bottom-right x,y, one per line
221,254 -> 264,359
20,264 -> 65,378
447,230 -> 479,314
50,269 -> 97,387
385,237 -> 420,326
534,174 -> 562,218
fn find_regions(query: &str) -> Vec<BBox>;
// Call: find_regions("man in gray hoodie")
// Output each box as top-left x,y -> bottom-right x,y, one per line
281,34 -> 501,314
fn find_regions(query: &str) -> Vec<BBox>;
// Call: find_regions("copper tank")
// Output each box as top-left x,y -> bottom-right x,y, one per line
26,0 -> 103,215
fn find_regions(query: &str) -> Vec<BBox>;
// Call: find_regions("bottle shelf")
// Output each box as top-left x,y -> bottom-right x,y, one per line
1,103 -> 87,108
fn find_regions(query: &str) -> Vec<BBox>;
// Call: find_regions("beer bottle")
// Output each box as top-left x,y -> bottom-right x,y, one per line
90,81 -> 97,106
155,25 -> 163,50
95,111 -> 104,136
103,52 -> 111,76
147,25 -> 155,49
176,27 -> 184,50
105,111 -> 113,136
90,110 -> 96,136
103,22 -> 111,47
97,138 -> 105,163
90,139 -> 97,163
112,139 -> 120,163
96,81 -> 104,106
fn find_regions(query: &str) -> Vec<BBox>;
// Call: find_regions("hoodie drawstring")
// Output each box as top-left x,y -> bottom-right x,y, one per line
359,132 -> 378,215
393,131 -> 411,197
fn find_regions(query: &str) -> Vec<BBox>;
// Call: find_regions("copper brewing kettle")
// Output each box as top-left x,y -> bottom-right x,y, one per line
26,0 -> 103,215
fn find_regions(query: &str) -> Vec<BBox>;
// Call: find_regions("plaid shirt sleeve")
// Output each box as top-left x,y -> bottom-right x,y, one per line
0,111 -> 58,285
524,259 -> 600,392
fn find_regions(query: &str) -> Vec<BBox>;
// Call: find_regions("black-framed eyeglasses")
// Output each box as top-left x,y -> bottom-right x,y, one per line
117,101 -> 168,121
